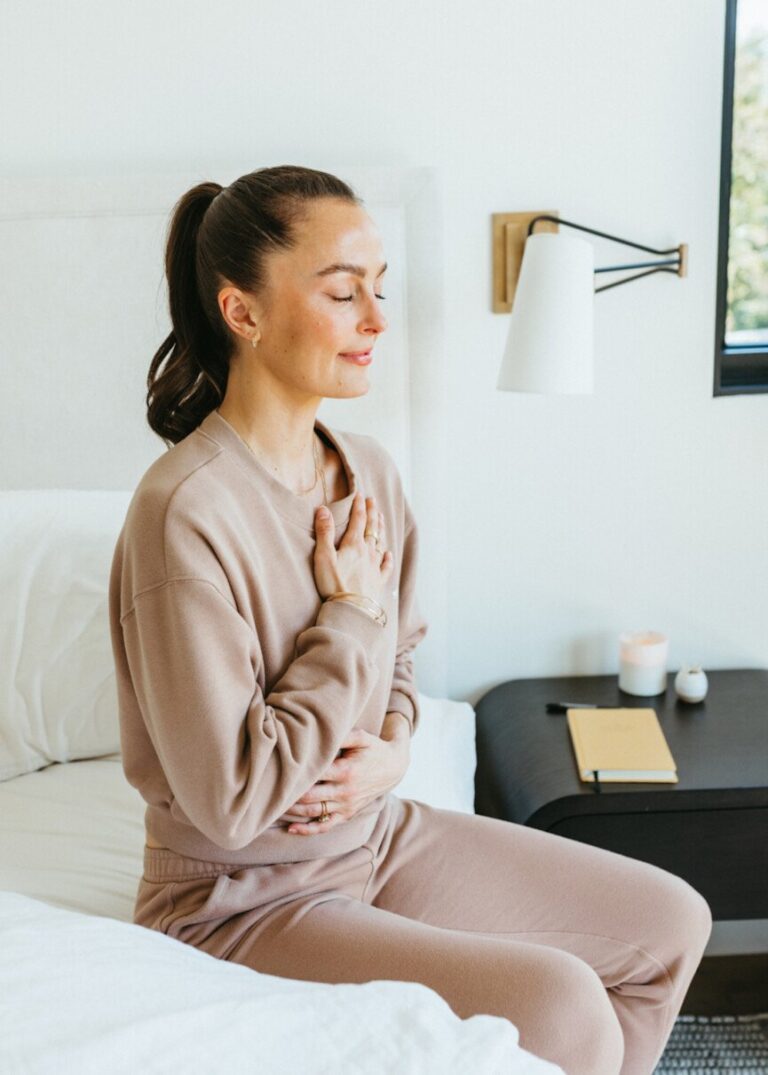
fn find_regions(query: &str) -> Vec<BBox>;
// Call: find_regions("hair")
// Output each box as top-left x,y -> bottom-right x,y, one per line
146,165 -> 364,447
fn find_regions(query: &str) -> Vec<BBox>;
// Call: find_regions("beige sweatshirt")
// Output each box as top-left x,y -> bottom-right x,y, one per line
108,409 -> 429,865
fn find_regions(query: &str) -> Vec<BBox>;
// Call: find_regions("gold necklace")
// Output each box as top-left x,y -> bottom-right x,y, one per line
224,412 -> 328,505
314,433 -> 330,507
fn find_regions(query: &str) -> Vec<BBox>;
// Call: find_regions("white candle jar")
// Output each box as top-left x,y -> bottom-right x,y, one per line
618,630 -> 669,696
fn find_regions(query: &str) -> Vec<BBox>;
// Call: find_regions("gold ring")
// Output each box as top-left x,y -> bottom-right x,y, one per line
364,529 -> 380,542
318,800 -> 330,822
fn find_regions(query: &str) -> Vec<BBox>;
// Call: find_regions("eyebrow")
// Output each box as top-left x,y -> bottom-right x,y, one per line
315,261 -> 388,278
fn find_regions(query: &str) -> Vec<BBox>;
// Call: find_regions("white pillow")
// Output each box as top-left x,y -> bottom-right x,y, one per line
397,694 -> 477,813
0,890 -> 564,1075
0,489 -> 132,781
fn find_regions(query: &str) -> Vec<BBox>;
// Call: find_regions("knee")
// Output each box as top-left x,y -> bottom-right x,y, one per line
525,952 -> 624,1075
685,882 -> 713,953
653,869 -> 713,957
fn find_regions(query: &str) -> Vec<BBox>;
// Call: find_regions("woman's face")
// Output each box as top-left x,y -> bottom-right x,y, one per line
232,197 -> 389,399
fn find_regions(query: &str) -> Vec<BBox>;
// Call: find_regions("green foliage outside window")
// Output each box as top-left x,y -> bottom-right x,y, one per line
727,17 -> 768,342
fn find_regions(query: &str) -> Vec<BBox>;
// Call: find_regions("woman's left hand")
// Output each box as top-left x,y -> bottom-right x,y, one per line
278,720 -> 410,835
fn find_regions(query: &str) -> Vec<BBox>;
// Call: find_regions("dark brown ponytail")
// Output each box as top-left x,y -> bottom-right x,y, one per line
146,165 -> 363,447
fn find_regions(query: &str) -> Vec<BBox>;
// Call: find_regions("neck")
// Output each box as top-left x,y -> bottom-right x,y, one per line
215,401 -> 322,491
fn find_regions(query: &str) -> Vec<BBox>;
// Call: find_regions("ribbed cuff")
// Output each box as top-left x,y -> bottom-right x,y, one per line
386,689 -> 416,735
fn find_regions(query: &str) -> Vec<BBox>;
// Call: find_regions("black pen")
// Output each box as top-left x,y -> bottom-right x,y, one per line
546,702 -> 618,714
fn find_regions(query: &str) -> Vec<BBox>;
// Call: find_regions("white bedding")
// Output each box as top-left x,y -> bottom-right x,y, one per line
0,754 -> 144,921
0,723 -> 565,1073
0,891 -> 564,1074
0,691 -> 479,922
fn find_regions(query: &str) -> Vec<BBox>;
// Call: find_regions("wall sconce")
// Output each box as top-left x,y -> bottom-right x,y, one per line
492,211 -> 688,394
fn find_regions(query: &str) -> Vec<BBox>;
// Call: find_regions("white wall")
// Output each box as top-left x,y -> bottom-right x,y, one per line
2,0 -> 766,956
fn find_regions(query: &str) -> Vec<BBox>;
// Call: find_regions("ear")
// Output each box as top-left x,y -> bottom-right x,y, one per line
218,285 -> 264,345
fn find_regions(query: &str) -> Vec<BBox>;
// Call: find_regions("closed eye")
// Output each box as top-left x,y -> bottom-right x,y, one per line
332,295 -> 386,302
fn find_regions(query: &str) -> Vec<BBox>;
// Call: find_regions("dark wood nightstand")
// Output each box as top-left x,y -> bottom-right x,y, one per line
474,668 -> 768,921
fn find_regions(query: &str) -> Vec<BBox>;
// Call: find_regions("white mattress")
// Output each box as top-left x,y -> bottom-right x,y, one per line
0,754 -> 145,921
0,694 -> 479,923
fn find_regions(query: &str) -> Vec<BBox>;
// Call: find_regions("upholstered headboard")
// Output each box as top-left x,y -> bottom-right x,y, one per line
0,165 -> 447,695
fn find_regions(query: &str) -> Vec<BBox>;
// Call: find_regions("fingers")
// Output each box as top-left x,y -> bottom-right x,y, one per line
314,502 -> 335,547
286,760 -> 355,831
376,509 -> 393,574
363,498 -> 390,568
321,491 -> 393,578
365,499 -> 384,545
287,809 -> 341,834
340,492 -> 383,551
374,507 -> 393,575
352,490 -> 368,539
363,498 -> 377,535
286,800 -> 336,821
374,507 -> 385,545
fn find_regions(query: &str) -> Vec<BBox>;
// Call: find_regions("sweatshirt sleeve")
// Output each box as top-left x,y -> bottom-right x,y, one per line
119,578 -> 384,852
385,497 -> 429,737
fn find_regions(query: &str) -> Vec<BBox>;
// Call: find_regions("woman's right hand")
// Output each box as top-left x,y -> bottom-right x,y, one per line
313,491 -> 394,605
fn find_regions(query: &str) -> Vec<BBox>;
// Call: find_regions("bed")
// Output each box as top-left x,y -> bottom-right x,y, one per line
0,166 -> 564,1073
0,489 -> 563,1074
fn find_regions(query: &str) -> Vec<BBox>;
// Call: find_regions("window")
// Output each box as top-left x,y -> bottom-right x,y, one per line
714,0 -> 768,395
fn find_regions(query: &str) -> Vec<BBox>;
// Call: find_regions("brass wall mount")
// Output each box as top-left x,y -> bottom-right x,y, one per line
492,210 -> 559,313
493,210 -> 688,312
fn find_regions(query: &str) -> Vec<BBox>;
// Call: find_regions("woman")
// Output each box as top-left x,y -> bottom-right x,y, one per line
108,164 -> 712,1075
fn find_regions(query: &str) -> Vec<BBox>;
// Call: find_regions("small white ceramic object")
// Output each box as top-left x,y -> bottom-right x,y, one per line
674,665 -> 709,703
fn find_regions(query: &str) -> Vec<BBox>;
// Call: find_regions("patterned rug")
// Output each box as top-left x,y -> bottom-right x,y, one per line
653,1013 -> 768,1073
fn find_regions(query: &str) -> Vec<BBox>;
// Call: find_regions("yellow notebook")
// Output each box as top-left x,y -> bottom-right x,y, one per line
566,707 -> 678,783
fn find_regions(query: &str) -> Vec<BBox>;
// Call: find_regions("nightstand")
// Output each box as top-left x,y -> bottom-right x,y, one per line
474,668 -> 768,921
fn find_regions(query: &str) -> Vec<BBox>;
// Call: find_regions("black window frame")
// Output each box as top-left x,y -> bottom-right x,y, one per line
714,0 -> 768,396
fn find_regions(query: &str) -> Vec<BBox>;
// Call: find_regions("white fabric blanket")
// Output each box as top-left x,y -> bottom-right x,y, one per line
0,891 -> 564,1075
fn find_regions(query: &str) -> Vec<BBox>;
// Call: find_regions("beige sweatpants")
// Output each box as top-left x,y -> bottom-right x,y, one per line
135,794 -> 712,1075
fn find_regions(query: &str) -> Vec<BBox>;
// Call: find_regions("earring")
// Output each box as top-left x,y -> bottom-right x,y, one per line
251,336 -> 258,349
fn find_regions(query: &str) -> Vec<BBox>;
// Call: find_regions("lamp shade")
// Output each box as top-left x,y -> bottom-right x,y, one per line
496,231 -> 595,395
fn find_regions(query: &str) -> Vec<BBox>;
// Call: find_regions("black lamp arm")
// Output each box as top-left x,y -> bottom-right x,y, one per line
527,214 -> 685,293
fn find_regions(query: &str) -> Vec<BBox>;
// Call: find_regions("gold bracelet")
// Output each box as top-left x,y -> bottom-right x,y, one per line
326,592 -> 387,626
325,591 -> 387,627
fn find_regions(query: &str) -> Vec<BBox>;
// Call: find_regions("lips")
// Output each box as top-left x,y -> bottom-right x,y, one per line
338,349 -> 373,366
339,350 -> 372,358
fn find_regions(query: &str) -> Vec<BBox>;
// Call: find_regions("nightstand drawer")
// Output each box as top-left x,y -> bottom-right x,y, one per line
546,806 -> 768,920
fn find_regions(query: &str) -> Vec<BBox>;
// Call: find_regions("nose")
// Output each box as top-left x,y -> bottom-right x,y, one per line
359,294 -> 387,337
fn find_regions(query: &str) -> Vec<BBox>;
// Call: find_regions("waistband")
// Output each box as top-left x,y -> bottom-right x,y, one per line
142,795 -> 389,880
143,846 -> 247,882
